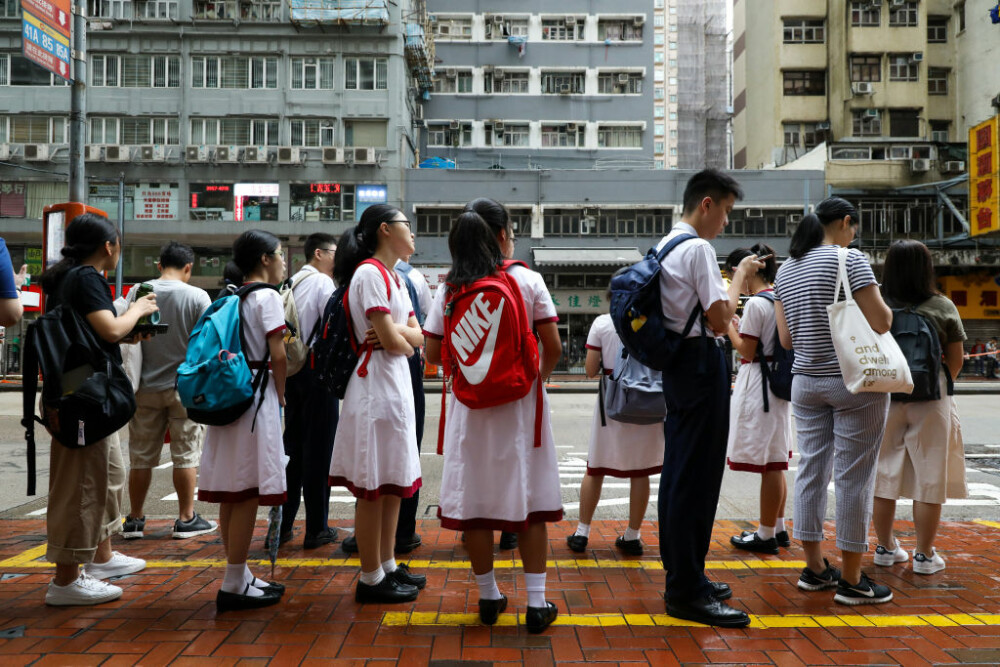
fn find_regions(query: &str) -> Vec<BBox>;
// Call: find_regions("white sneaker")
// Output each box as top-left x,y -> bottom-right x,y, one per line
83,551 -> 146,580
873,539 -> 909,566
46,572 -> 123,606
913,549 -> 946,575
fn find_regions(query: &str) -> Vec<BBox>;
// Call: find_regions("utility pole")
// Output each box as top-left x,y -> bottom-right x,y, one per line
116,173 -> 124,295
68,2 -> 86,202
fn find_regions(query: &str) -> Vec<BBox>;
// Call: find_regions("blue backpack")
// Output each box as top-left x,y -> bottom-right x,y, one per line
752,291 -> 795,410
176,283 -> 275,428
609,234 -> 701,371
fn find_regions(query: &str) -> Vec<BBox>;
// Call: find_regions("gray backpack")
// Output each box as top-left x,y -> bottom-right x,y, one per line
601,348 -> 666,425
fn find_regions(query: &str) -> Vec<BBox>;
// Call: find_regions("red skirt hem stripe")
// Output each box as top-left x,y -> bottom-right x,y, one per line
586,464 -> 662,478
438,509 -> 564,533
197,488 -> 287,506
328,476 -> 422,500
726,458 -> 790,473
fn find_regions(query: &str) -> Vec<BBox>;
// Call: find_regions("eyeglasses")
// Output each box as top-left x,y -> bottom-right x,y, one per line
390,219 -> 412,230
270,249 -> 284,258
318,247 -> 336,254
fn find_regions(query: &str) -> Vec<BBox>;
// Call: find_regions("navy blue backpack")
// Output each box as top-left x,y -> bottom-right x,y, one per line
609,234 -> 701,371
752,291 -> 795,410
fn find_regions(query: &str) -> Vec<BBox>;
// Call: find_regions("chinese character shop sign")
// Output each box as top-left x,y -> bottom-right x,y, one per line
21,0 -> 72,82
970,116 -> 1000,237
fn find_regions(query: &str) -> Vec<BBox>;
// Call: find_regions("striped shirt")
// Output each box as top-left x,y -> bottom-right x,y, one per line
774,245 -> 876,376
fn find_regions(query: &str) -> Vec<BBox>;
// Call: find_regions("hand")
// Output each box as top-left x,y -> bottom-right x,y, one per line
731,314 -> 741,330
278,392 -> 286,408
130,293 -> 158,317
736,254 -> 765,277
365,327 -> 384,350
13,265 -> 27,288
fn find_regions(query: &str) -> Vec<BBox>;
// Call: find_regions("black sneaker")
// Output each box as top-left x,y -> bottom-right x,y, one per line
730,531 -> 779,555
833,574 -> 893,606
172,513 -> 218,539
797,558 -> 841,591
615,535 -> 644,556
776,531 -> 791,548
566,534 -> 588,553
121,516 -> 145,540
303,528 -> 338,550
499,531 -> 518,550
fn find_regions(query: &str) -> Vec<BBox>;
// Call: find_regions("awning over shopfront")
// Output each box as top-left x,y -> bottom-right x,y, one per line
531,247 -> 642,268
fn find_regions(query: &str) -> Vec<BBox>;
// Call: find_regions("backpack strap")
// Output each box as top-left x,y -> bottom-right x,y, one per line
598,369 -> 607,427
752,291 -> 777,413
348,259 -> 394,380
654,234 -> 704,338
236,282 -> 278,431
21,322 -> 42,496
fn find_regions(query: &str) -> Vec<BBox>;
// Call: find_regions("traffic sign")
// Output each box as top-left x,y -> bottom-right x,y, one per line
21,0 -> 71,38
22,9 -> 71,82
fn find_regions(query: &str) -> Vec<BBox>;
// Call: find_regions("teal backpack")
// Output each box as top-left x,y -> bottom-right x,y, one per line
176,283 -> 275,429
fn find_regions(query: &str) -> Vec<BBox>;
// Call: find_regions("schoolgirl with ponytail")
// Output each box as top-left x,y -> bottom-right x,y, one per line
328,204 -> 427,603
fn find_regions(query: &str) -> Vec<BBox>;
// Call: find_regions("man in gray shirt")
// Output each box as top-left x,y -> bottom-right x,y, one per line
122,242 -> 214,540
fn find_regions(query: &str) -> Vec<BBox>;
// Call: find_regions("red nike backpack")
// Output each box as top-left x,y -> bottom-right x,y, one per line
438,260 -> 543,452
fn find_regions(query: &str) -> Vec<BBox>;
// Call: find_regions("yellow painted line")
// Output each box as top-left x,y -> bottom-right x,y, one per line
973,519 -> 1000,530
384,611 -> 1000,629
0,544 -> 47,567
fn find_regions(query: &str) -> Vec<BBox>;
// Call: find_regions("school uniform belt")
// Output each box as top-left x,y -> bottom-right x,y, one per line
248,361 -> 272,370
740,356 -> 774,365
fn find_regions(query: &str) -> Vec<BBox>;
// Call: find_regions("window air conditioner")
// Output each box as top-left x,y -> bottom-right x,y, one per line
566,122 -> 578,131
942,160 -> 965,173
745,208 -> 764,218
565,16 -> 578,25
493,121 -> 505,133
633,16 -> 645,26
910,52 -> 923,62
559,83 -> 573,94
186,145 -> 209,162
864,108 -> 881,119
910,158 -> 930,173
215,145 -> 240,163
322,147 -> 345,164
103,145 -> 130,162
277,147 -> 300,164
445,68 -> 458,78
139,144 -> 166,162
890,0 -> 905,7
353,147 -> 376,165
618,73 -> 631,84
243,146 -> 268,163
0,144 -> 10,161
789,213 -> 803,223
816,121 -> 831,130
493,14 -> 504,24
24,144 -> 50,161
85,145 -> 103,161
852,81 -> 874,95
449,120 -> 461,130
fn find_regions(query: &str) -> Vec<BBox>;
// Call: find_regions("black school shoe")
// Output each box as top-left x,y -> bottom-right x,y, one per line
525,601 -> 559,633
341,535 -> 358,554
730,531 -> 780,555
664,581 -> 732,604
776,531 -> 791,548
499,532 -> 518,550
615,535 -> 644,556
216,584 -> 282,613
566,534 -> 588,553
303,527 -> 338,550
478,594 -> 508,625
666,595 -> 750,628
389,563 -> 426,590
394,533 -> 422,554
355,576 -> 419,604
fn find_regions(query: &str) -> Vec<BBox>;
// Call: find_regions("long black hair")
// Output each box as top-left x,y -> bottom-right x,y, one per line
464,197 -> 511,239
333,203 -> 402,286
41,213 -> 120,295
788,196 -> 859,259
231,230 -> 279,282
882,240 -> 937,306
446,212 -> 503,288
724,243 -> 778,284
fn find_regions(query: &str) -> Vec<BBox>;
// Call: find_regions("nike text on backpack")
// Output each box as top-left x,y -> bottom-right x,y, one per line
21,267 -> 137,495
610,234 -> 702,371
310,259 -> 393,399
602,348 -> 665,425
752,291 -> 795,411
437,260 -> 542,453
280,271 -> 321,377
176,283 -> 275,428
889,306 -> 948,402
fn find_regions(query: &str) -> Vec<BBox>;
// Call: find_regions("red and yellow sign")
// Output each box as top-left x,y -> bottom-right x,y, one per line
940,274 -> 1000,320
970,116 -> 1000,237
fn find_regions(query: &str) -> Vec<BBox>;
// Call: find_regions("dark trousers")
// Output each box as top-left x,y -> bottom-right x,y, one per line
281,366 -> 339,536
658,338 -> 730,603
396,352 -> 425,540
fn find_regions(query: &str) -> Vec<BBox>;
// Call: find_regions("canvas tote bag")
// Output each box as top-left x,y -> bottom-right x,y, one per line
827,247 -> 913,395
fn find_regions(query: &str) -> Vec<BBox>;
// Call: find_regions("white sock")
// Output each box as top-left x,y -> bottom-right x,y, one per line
623,526 -> 641,542
475,570 -> 502,601
757,524 -> 776,540
776,518 -> 786,533
524,572 -> 546,608
244,565 -> 269,589
381,558 -> 397,574
223,563 -> 262,597
574,523 -> 591,538
360,568 -> 385,586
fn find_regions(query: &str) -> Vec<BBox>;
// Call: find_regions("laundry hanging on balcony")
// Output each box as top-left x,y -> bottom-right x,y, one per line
507,35 -> 527,58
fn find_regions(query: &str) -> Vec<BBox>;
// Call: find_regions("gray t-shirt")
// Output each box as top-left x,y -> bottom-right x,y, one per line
138,278 -> 212,391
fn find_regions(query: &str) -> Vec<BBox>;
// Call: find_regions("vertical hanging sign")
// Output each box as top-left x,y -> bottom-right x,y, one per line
970,116 -> 1000,237
21,0 -> 73,82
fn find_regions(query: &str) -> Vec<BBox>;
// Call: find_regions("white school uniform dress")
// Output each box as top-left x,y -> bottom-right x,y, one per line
328,261 -> 421,499
726,290 -> 793,472
198,287 -> 288,505
585,314 -> 664,477
423,264 -> 563,532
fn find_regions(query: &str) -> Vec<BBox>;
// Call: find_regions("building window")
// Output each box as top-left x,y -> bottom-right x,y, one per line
598,18 -> 645,41
433,69 -> 473,93
927,68 -> 948,95
426,122 -> 472,147
121,117 -> 179,144
2,115 -> 67,143
783,19 -> 825,43
888,109 -> 920,137
485,17 -> 529,40
888,54 -> 919,81
783,123 -> 801,147
289,183 -> 354,222
541,71 -> 585,95
134,0 -> 178,19
930,120 -> 949,142
541,124 -> 585,148
850,1 -> 880,27
0,53 -> 70,86
88,0 -> 130,18
783,70 -> 825,95
192,1 -> 279,20
191,56 -> 277,89
956,2 -> 965,32
888,2 -> 918,27
0,1 -> 20,18
852,110 -> 882,137
542,18 -> 584,41
416,207 -> 463,237
345,58 -> 388,90
289,119 -> 336,147
927,16 -> 948,42
92,54 -> 180,88
291,57 -> 334,90
653,87 -> 664,100
432,16 -> 472,39
598,125 -> 642,148
654,140 -> 665,153
189,118 -> 279,146
488,70 -> 529,94
597,72 -> 643,94
499,123 -> 530,147
850,54 -> 881,82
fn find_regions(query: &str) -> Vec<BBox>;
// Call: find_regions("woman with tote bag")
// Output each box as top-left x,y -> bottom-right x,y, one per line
773,197 -> 896,606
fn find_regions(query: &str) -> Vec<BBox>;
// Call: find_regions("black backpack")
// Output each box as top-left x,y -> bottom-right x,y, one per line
21,268 -> 137,495
889,306 -> 947,402
753,291 -> 795,411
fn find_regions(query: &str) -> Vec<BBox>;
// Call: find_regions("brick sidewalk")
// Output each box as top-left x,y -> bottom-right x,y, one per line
2,518 -> 1000,665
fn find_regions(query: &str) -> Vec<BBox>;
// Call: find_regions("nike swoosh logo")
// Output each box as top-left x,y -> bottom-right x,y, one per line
456,294 -> 505,385
848,586 -> 876,597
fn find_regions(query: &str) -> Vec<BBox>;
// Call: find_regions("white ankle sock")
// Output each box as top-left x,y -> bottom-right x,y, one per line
776,518 -> 786,533
757,524 -> 776,540
243,565 -> 269,589
381,558 -> 397,574
574,523 -> 591,538
360,568 -> 385,586
475,570 -> 502,601
223,563 -> 262,596
524,572 -> 546,608
623,527 -> 641,542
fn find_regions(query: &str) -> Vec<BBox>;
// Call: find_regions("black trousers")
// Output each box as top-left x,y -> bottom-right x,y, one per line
280,365 -> 339,536
657,338 -> 730,603
396,351 -> 425,540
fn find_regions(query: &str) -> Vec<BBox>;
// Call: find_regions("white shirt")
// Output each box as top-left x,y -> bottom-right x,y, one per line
395,261 -> 432,322
289,264 -> 335,343
655,221 -> 729,338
